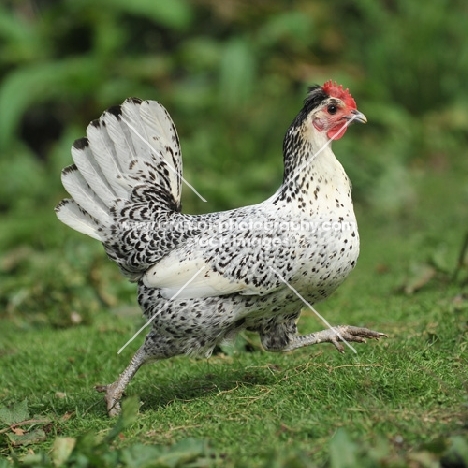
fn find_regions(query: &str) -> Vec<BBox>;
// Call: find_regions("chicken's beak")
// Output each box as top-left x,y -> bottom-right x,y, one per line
350,109 -> 367,124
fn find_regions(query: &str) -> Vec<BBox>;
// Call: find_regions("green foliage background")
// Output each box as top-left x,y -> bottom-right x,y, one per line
1,0 -> 467,214
1,0 -> 467,323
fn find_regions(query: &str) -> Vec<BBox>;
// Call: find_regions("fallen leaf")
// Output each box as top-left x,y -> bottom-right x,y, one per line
52,437 -> 76,467
0,399 -> 29,425
7,428 -> 46,446
61,411 -> 74,422
398,263 -> 437,294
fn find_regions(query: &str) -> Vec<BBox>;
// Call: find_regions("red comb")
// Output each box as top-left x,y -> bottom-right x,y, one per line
322,80 -> 356,109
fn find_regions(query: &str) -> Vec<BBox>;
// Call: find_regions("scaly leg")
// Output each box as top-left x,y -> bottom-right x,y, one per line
282,325 -> 386,353
95,345 -> 148,417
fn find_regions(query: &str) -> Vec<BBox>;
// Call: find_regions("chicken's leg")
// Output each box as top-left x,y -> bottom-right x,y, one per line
95,345 -> 148,417
282,325 -> 386,353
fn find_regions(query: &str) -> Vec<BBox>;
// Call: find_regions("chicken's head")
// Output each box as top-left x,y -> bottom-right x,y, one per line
304,81 -> 367,141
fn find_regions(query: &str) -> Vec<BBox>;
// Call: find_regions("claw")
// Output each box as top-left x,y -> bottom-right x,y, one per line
95,383 -> 122,417
330,325 -> 386,353
333,341 -> 345,353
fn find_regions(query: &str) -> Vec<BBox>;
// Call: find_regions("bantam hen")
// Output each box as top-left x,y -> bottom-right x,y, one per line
56,81 -> 384,416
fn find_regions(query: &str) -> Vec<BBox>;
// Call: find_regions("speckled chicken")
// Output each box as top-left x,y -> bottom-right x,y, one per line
56,81 -> 384,416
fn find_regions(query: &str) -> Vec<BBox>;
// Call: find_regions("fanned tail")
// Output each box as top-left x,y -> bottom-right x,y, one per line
55,98 -> 183,277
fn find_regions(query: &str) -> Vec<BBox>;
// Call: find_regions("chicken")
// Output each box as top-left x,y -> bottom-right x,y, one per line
56,81 -> 384,416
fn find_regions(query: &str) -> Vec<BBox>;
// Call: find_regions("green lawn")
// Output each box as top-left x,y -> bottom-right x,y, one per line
1,171 -> 467,467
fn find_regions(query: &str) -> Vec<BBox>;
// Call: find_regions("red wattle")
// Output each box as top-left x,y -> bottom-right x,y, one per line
327,125 -> 348,140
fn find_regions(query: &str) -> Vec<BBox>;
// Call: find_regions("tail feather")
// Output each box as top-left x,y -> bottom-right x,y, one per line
60,165 -> 110,222
86,119 -> 131,199
56,97 -> 184,279
119,99 -> 150,164
55,199 -> 103,241
106,98 -> 183,209
137,100 -> 182,204
71,138 -> 117,207
101,106 -> 139,172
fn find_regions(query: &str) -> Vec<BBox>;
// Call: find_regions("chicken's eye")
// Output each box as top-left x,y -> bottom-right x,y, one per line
327,104 -> 337,115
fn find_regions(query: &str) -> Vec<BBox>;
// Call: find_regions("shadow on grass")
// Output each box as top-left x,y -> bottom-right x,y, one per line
129,365 -> 274,413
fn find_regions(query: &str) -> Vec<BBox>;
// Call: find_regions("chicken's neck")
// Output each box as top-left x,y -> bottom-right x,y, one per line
273,125 -> 354,219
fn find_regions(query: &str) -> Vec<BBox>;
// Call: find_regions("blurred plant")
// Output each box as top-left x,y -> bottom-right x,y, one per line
0,397 -> 219,467
0,0 -> 467,323
1,0 -> 467,213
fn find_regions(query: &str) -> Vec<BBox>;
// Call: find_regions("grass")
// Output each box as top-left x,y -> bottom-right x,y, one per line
1,169 -> 468,467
